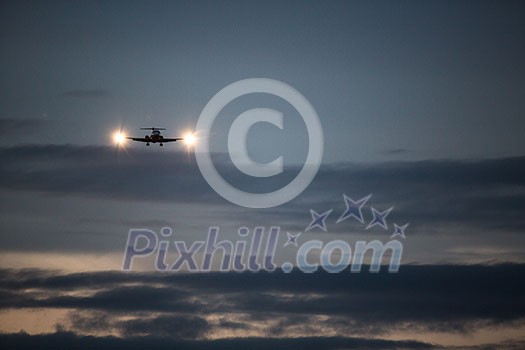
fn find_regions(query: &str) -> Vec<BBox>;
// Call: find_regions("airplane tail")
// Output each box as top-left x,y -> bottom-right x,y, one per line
140,127 -> 166,131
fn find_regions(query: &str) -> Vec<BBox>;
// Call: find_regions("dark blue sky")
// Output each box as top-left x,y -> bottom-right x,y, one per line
1,0 -> 524,161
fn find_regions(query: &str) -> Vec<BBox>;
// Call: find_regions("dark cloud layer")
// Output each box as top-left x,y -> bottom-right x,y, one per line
1,265 -> 525,348
1,265 -> 524,330
0,332 -> 434,350
0,145 -> 524,235
0,118 -> 46,136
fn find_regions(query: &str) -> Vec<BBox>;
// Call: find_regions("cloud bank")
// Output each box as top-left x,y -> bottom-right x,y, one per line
1,264 -> 525,349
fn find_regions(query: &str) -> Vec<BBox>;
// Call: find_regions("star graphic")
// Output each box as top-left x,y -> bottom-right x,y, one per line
391,223 -> 409,239
283,232 -> 301,247
306,209 -> 332,232
366,207 -> 394,230
337,194 -> 372,224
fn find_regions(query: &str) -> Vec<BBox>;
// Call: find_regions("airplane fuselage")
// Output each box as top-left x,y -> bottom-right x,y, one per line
127,127 -> 183,146
144,132 -> 163,143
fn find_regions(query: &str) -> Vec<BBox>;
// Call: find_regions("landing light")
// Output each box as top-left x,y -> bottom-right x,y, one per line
113,131 -> 126,145
183,132 -> 196,146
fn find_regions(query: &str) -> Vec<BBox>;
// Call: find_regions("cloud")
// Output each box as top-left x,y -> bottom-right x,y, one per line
1,264 -> 525,336
0,145 -> 212,203
119,314 -> 210,339
0,331 -> 436,350
0,145 -> 524,263
2,265 -> 525,348
382,148 -> 409,155
0,118 -> 46,136
0,145 -> 524,235
63,89 -> 109,99
68,311 -> 111,333
68,310 -> 210,339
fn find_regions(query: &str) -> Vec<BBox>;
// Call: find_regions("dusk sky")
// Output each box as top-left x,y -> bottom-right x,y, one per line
1,1 -> 525,349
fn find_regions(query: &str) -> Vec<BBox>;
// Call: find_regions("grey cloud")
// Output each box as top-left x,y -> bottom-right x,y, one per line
68,309 -> 211,340
0,332 -> 435,350
1,265 -> 525,330
1,145 -> 524,235
118,314 -> 209,339
69,311 -> 111,333
0,118 -> 46,136
0,145 -> 213,203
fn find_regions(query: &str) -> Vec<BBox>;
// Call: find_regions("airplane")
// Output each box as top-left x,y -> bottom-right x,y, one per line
127,127 -> 183,146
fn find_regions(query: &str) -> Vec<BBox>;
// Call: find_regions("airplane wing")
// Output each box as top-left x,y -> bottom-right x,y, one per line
161,138 -> 183,142
127,137 -> 149,142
